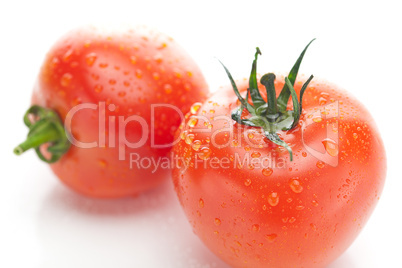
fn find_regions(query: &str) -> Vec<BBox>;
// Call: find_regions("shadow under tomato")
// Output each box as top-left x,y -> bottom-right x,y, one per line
327,251 -> 358,268
34,179 -> 230,268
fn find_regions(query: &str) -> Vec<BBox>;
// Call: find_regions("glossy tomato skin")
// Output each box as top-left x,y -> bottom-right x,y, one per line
172,76 -> 386,267
33,26 -> 208,198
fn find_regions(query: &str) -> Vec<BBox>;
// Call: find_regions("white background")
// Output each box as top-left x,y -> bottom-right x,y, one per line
1,1 -> 401,267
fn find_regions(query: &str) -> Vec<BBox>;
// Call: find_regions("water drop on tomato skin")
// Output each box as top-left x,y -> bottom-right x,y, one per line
60,73 -> 72,87
265,233 -> 278,242
98,159 -> 107,167
118,91 -> 126,97
262,168 -> 273,177
214,218 -> 221,226
94,84 -> 103,93
85,53 -> 97,66
316,161 -> 325,169
289,178 -> 303,193
267,192 -> 279,206
185,133 -> 194,145
251,151 -> 261,158
312,116 -> 322,123
322,138 -> 339,156
180,130 -> 188,140
244,178 -> 252,187
198,198 -> 204,208
191,140 -> 201,151
199,147 -> 211,160
187,117 -> 198,127
164,84 -> 172,94
190,102 -> 202,114
252,224 -> 260,232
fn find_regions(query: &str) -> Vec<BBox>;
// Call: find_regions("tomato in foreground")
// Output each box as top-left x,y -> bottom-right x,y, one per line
172,41 -> 386,267
14,26 -> 208,198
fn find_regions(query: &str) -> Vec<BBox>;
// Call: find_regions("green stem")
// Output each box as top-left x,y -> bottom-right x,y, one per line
14,121 -> 60,155
260,73 -> 278,118
14,105 -> 70,163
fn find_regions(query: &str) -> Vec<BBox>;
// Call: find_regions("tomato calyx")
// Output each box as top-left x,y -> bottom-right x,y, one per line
14,105 -> 70,163
219,39 -> 315,161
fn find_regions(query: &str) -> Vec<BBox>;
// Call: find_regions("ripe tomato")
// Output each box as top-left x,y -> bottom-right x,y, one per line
172,42 -> 386,267
15,25 -> 208,198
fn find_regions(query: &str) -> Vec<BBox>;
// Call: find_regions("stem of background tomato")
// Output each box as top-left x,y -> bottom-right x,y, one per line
13,105 -> 70,163
14,121 -> 60,154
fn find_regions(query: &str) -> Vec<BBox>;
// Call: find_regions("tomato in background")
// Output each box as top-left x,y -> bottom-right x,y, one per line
15,25 -> 208,198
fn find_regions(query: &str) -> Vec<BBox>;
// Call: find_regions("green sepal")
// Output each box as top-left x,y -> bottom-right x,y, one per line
248,48 -> 266,109
277,39 -> 315,112
299,75 -> 314,114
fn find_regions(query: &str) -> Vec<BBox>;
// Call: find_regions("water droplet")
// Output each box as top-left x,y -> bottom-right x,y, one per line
180,130 -> 188,140
164,84 -> 172,94
252,224 -> 260,232
187,117 -> 198,127
214,218 -> 221,226
198,198 -> 204,208
130,55 -> 137,64
265,233 -> 277,242
295,205 -> 305,210
322,138 -> 339,157
135,70 -> 142,79
190,102 -> 202,114
289,217 -> 296,223
248,132 -> 255,139
244,178 -> 252,187
71,97 -> 82,106
353,133 -> 358,140
310,223 -> 317,231
311,200 -> 319,207
99,63 -> 108,68
63,49 -> 73,62
152,72 -> 160,80
313,116 -> 322,123
98,159 -> 107,167
118,91 -> 126,97
262,168 -> 273,177
316,161 -> 325,169
199,147 -> 211,160
93,84 -> 103,93
207,124 -> 213,130
60,73 -> 72,87
85,53 -> 97,66
192,140 -> 201,151
185,133 -> 195,145
302,152 -> 307,157
250,151 -> 261,158
268,192 -> 279,206
209,109 -> 215,114
109,79 -> 116,85
154,54 -> 163,63
289,178 -> 303,193
319,97 -> 327,105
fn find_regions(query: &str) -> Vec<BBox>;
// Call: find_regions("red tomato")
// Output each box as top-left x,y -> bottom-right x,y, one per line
15,26 -> 208,198
172,43 -> 386,267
